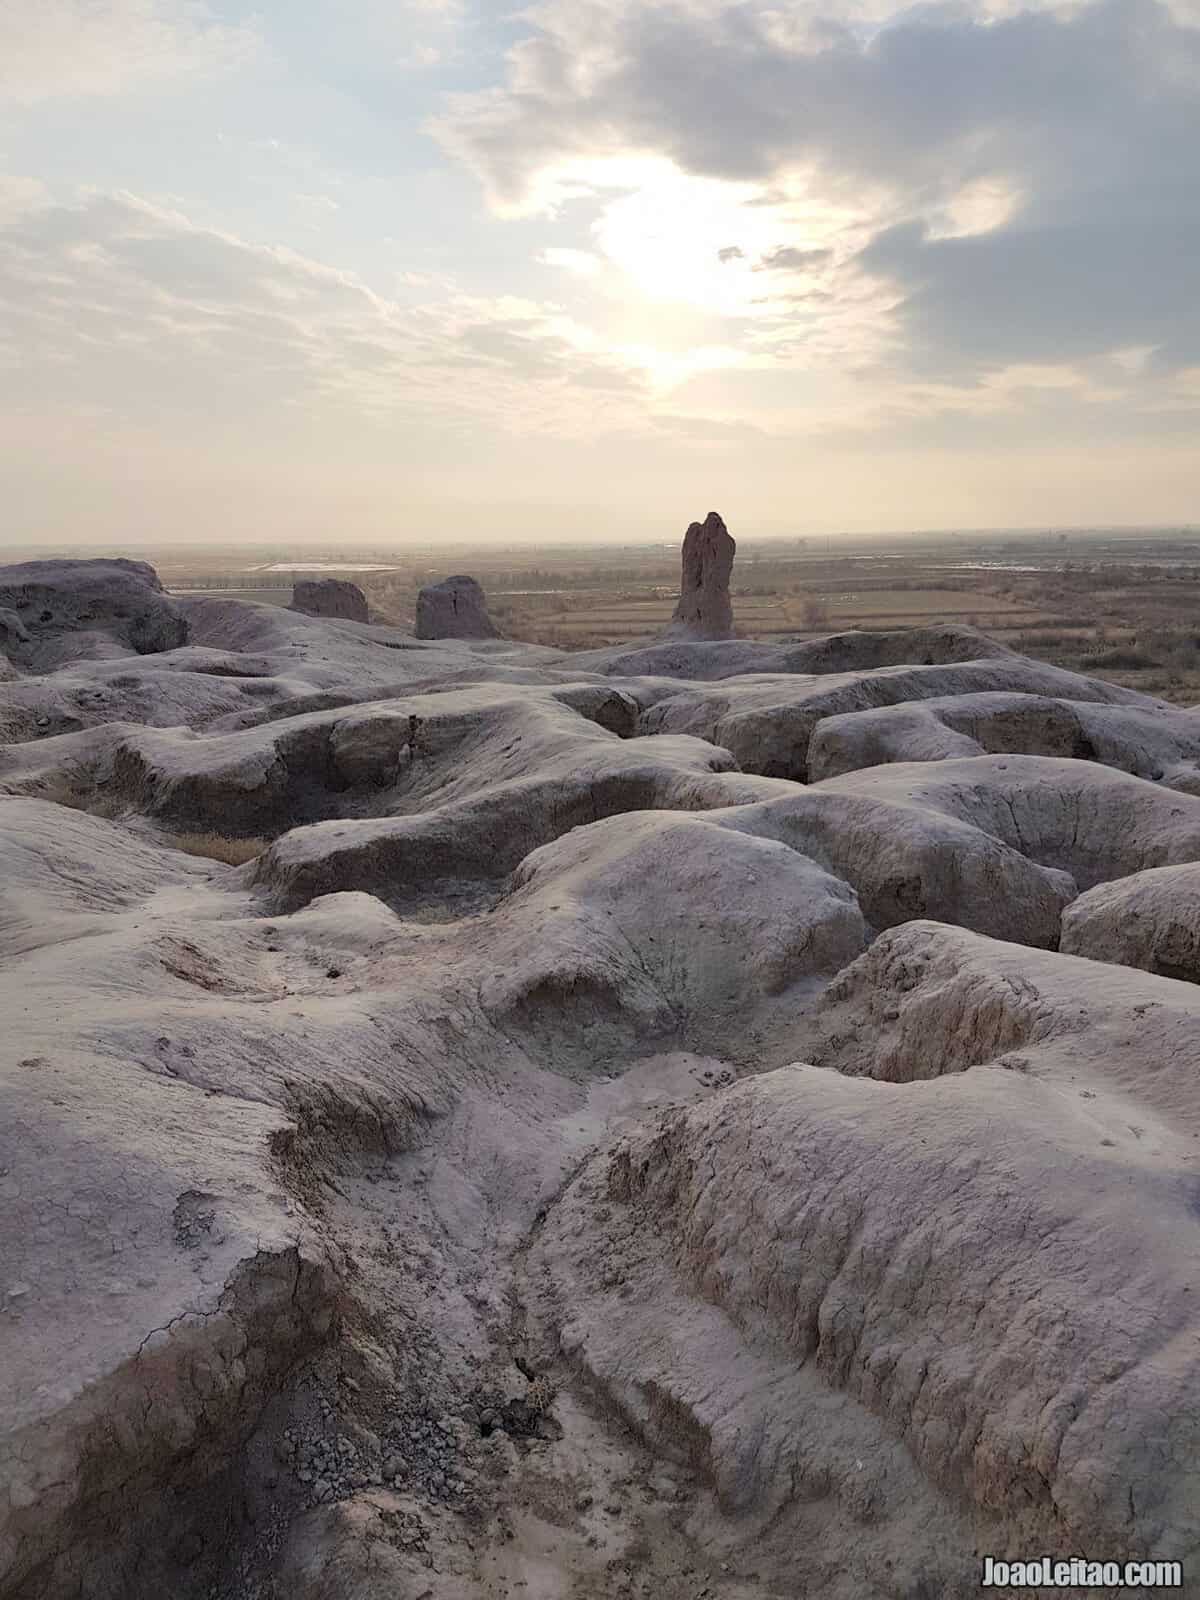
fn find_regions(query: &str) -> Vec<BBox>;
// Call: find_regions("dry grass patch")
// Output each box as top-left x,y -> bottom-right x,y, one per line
163,831 -> 269,866
7,787 -> 270,863
19,777 -> 124,820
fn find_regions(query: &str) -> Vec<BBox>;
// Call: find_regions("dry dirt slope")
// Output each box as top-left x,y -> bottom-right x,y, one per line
2,563 -> 1200,1599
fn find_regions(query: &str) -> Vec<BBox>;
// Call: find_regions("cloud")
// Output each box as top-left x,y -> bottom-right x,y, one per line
0,185 -> 652,442
437,0 -> 1199,213
0,0 -> 259,104
433,0 -> 1200,385
0,176 -> 48,220
860,214 -> 1200,375
652,411 -> 768,440
397,42 -> 443,68
539,246 -> 604,276
754,246 -> 833,271
717,245 -> 744,262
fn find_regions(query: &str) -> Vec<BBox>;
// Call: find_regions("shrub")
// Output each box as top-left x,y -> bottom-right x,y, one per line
1017,630 -> 1074,649
1086,647 -> 1163,671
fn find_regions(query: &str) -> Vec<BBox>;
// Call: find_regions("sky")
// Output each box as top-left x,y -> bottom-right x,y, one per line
0,0 -> 1197,547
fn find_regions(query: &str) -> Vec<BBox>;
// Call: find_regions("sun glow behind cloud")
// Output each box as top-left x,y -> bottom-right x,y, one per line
927,178 -> 1025,241
589,162 -> 801,316
531,156 -> 878,388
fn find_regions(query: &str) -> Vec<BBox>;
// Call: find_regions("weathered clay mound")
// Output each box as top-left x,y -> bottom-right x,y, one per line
6,592 -> 1200,1600
0,797 -> 207,957
0,658 -> 313,743
807,688 -> 1200,784
482,810 -> 866,1059
819,753 -> 1200,888
0,557 -> 188,670
250,729 -> 777,916
291,578 -> 370,623
0,682 -> 713,844
177,594 -> 542,681
0,576 -> 553,743
638,655 -> 1155,780
540,922 -> 1200,1577
722,782 -> 1077,944
575,621 -> 1014,680
1062,861 -> 1200,981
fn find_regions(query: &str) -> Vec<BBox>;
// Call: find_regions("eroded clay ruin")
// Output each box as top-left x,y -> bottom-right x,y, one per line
2,541 -> 1199,1599
291,579 -> 370,625
415,575 -> 500,640
667,510 -> 736,640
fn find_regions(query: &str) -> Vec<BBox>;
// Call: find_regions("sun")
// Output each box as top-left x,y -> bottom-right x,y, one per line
542,157 -> 830,319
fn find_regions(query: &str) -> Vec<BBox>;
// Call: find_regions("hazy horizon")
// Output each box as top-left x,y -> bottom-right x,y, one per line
7,521 -> 1200,566
2,0 -> 1198,549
